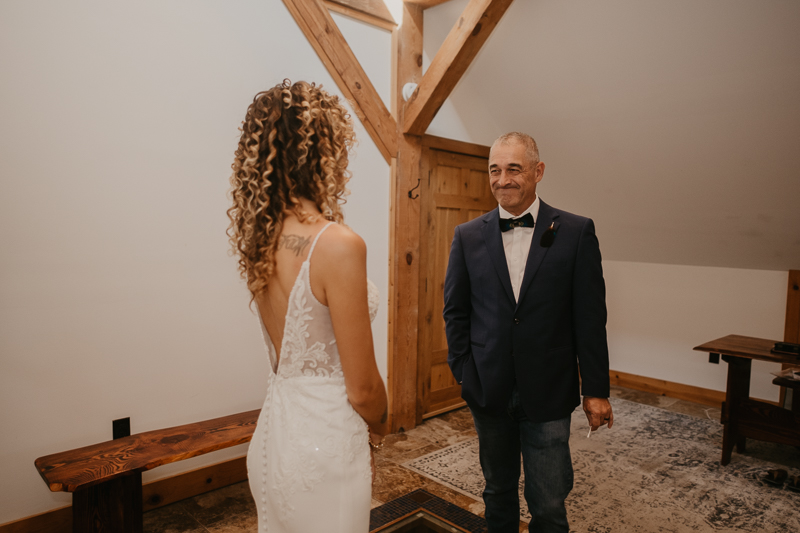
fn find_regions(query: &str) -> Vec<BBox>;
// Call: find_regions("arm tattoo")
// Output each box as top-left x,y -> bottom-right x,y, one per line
278,234 -> 311,257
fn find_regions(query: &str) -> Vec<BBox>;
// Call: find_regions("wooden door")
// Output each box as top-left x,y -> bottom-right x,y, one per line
417,142 -> 495,421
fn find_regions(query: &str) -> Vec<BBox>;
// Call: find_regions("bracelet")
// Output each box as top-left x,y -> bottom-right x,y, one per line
368,434 -> 384,451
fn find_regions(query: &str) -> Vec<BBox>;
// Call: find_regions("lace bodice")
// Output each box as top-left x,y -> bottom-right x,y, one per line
256,223 -> 379,379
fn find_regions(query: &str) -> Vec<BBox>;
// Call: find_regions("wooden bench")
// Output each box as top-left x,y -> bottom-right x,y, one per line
34,409 -> 259,533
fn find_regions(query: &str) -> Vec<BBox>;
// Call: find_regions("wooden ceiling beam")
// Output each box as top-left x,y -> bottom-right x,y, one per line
282,0 -> 398,163
324,1 -> 396,31
324,0 -> 396,30
403,0 -> 454,9
402,0 -> 513,135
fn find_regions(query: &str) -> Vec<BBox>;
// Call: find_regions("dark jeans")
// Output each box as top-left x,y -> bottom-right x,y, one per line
470,387 -> 573,533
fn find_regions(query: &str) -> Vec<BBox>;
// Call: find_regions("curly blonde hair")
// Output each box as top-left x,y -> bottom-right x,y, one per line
227,80 -> 355,299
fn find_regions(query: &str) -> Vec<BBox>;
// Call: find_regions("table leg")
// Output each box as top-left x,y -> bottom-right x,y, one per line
72,471 -> 143,533
721,356 -> 751,465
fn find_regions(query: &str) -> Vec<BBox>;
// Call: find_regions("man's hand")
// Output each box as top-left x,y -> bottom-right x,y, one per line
583,396 -> 613,432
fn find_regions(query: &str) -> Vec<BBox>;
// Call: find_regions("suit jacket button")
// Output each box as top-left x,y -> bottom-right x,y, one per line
514,318 -> 520,324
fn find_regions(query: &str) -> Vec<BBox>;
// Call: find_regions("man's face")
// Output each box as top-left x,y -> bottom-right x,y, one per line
488,141 -> 545,216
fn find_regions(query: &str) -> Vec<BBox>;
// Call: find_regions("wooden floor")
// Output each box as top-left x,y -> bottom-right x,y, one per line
142,385 -> 798,533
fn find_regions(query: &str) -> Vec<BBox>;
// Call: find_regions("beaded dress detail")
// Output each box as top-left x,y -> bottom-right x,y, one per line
246,223 -> 377,532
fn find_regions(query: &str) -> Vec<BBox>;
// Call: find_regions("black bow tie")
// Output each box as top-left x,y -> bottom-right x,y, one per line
499,212 -> 534,232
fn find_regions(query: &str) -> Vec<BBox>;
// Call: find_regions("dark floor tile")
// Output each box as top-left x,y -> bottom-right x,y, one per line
143,502 -> 206,533
436,407 -> 476,432
372,455 -> 440,504
405,417 -> 476,448
376,431 -> 437,461
181,481 -> 255,529
204,512 -> 257,533
381,442 -> 443,463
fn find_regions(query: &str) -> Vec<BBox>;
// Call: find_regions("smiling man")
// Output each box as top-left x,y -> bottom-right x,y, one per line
443,132 -> 613,533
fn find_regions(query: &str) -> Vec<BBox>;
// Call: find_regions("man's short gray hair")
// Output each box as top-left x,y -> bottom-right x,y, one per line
491,132 -> 540,165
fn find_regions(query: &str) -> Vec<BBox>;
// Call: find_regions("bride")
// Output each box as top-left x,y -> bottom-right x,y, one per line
227,79 -> 389,532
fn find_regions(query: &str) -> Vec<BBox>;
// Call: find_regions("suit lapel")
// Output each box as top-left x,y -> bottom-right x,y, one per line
481,209 -> 515,304
516,200 -> 560,309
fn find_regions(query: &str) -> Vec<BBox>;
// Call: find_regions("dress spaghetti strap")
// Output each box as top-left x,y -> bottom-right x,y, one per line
305,221 -> 334,264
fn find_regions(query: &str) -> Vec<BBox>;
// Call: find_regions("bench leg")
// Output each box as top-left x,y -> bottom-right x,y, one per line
72,471 -> 143,533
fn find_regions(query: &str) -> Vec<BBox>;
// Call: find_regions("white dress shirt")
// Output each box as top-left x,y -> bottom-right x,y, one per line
498,196 -> 540,302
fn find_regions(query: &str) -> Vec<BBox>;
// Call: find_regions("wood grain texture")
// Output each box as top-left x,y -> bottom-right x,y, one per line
693,334 -> 799,365
734,398 -> 800,448
0,507 -> 71,533
35,410 -> 258,493
387,1 -> 424,432
422,134 -> 491,158
404,0 -> 454,8
403,0 -> 514,135
389,133 -> 423,432
325,0 -> 395,25
323,0 -> 396,31
282,0 -> 397,162
417,147 -> 493,421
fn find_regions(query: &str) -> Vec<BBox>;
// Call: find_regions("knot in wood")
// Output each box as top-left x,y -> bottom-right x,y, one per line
160,434 -> 189,445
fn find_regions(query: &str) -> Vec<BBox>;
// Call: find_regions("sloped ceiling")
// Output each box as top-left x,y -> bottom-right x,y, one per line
424,0 -> 800,271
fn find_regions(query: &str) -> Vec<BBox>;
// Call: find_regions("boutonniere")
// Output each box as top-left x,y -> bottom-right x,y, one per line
540,222 -> 557,248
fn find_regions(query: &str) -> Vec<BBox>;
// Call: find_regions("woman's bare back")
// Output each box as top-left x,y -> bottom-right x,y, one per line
255,214 -> 332,365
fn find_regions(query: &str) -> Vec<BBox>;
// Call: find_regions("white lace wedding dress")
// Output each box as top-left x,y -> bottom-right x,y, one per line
246,223 -> 379,532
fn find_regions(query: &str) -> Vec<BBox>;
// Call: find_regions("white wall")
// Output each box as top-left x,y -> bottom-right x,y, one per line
604,261 -> 787,401
0,0 -> 390,524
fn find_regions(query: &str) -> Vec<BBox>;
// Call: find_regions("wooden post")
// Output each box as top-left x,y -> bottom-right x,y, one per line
402,0 -> 515,135
388,2 -> 424,432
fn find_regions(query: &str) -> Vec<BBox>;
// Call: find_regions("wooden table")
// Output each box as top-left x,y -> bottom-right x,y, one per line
694,334 -> 800,465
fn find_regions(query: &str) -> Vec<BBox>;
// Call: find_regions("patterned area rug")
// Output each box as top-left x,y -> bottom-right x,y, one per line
403,398 -> 800,532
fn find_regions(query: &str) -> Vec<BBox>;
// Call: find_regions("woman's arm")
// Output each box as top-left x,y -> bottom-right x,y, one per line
317,227 -> 389,438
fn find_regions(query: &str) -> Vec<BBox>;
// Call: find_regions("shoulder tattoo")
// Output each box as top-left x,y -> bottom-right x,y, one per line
278,234 -> 312,257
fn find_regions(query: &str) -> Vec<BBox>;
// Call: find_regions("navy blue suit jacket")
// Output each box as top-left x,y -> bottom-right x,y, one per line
443,200 -> 610,422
